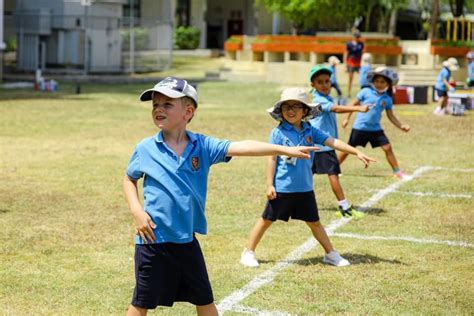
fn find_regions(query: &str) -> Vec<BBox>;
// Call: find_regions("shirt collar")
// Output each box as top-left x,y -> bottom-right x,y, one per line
154,130 -> 198,144
281,120 -> 311,132
314,90 -> 333,102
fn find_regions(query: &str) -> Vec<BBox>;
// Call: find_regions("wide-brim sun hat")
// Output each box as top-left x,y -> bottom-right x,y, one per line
266,87 -> 321,122
442,57 -> 459,71
467,51 -> 474,59
139,76 -> 198,106
366,66 -> 399,85
308,65 -> 332,82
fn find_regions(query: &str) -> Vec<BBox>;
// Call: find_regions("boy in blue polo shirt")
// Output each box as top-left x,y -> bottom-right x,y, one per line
339,67 -> 411,180
240,87 -> 375,268
309,65 -> 370,218
433,57 -> 459,116
123,77 -> 319,316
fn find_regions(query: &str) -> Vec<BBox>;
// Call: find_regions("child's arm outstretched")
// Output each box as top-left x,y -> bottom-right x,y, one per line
266,156 -> 277,200
227,140 -> 319,159
341,99 -> 362,128
386,109 -> 410,132
324,137 -> 376,168
332,104 -> 369,114
123,176 -> 156,243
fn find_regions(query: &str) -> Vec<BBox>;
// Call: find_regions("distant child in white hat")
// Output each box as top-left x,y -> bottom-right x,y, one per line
124,77 -> 320,315
434,57 -> 459,115
328,55 -> 343,97
359,53 -> 373,89
240,87 -> 375,268
466,51 -> 474,87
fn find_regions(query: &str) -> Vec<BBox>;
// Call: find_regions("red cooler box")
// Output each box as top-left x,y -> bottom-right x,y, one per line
393,87 -> 409,104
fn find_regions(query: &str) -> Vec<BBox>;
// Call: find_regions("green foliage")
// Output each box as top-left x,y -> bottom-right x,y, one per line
225,36 -> 243,44
121,27 -> 149,51
174,26 -> 201,50
5,37 -> 17,52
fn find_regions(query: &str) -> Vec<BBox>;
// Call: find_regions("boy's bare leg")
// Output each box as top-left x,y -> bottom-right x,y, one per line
306,221 -> 333,253
246,218 -> 273,251
381,144 -> 399,170
338,151 -> 349,165
196,303 -> 218,316
328,174 -> 345,201
439,95 -> 448,110
127,305 -> 147,316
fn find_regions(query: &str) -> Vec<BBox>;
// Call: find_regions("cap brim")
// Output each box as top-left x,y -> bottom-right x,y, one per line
139,87 -> 186,101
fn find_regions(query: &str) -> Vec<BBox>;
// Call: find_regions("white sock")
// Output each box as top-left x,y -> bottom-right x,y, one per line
338,199 -> 350,210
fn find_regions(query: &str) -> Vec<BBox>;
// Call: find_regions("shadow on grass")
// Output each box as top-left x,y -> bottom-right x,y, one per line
0,208 -> 11,214
293,252 -> 406,266
319,206 -> 386,215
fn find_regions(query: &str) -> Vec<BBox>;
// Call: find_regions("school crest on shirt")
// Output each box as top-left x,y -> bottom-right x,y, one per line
191,156 -> 200,171
306,135 -> 312,145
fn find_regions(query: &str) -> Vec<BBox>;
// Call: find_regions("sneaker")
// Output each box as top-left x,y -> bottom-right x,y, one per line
394,171 -> 413,181
336,205 -> 365,219
433,106 -> 445,116
323,250 -> 350,267
240,248 -> 259,267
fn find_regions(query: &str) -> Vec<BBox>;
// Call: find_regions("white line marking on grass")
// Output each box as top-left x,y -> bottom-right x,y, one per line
393,190 -> 472,199
425,166 -> 474,173
232,304 -> 291,315
217,166 -> 431,315
331,232 -> 474,248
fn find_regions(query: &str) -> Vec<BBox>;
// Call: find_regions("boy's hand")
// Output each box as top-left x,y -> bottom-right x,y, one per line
286,146 -> 320,159
359,105 -> 369,113
266,186 -> 277,200
356,152 -> 376,168
133,210 -> 157,243
400,124 -> 410,132
342,118 -> 349,129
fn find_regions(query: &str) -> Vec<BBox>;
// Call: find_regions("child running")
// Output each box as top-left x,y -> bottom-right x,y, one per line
123,77 -> 319,316
433,57 -> 459,116
339,67 -> 411,180
309,65 -> 369,218
240,87 -> 375,268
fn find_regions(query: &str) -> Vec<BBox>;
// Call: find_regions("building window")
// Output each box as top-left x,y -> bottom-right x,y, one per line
176,0 -> 190,27
123,0 -> 141,26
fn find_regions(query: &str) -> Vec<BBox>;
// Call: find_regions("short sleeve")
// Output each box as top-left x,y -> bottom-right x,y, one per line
356,89 -> 366,102
312,126 -> 330,145
385,96 -> 393,110
202,135 -> 231,165
268,128 -> 282,145
126,147 -> 143,180
320,99 -> 334,113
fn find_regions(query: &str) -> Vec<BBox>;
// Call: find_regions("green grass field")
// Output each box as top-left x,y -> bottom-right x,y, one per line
0,80 -> 473,315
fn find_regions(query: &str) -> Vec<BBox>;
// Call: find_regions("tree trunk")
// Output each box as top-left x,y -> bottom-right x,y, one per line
389,9 -> 398,36
429,0 -> 439,39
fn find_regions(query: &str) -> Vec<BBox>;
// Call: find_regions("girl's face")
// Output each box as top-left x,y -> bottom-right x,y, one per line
372,75 -> 390,93
281,101 -> 308,126
311,73 -> 331,95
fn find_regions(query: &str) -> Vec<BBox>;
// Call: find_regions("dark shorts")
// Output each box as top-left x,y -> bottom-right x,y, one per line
312,150 -> 341,175
262,191 -> 319,222
347,65 -> 360,73
131,237 -> 213,309
435,89 -> 448,98
348,129 -> 390,148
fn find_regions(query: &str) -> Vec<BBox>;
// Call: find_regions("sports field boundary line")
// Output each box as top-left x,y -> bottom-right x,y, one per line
217,166 -> 432,314
371,189 -> 472,199
330,232 -> 474,248
232,304 -> 291,315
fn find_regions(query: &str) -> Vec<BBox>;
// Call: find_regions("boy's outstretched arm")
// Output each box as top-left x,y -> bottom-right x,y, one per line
324,137 -> 376,168
332,104 -> 369,114
227,140 -> 319,159
386,109 -> 410,132
341,99 -> 361,128
123,175 -> 156,243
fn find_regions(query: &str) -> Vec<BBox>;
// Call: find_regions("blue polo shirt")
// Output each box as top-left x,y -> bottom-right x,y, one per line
310,91 -> 336,152
270,121 -> 329,193
126,131 -> 231,244
353,87 -> 393,131
434,67 -> 451,91
359,65 -> 371,87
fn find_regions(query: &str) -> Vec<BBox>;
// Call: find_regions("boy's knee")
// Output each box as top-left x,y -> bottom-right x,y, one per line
382,144 -> 392,152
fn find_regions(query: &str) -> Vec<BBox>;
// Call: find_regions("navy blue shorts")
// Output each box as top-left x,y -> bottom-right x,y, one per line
312,150 -> 341,175
262,191 -> 319,222
436,89 -> 448,98
131,237 -> 213,309
348,129 -> 390,148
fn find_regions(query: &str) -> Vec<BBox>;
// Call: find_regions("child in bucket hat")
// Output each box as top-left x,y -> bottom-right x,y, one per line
124,77 -> 320,315
340,67 -> 412,181
308,64 -> 370,219
240,87 -> 375,268
434,57 -> 459,115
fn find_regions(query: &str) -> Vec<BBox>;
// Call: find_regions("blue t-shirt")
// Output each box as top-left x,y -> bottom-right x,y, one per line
346,41 -> 364,59
310,91 -> 336,152
468,61 -> 474,80
434,67 -> 451,91
126,131 -> 231,244
330,65 -> 338,85
270,121 -> 329,193
359,65 -> 371,87
353,87 -> 393,131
